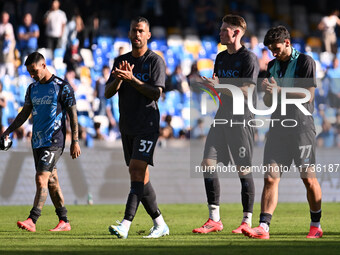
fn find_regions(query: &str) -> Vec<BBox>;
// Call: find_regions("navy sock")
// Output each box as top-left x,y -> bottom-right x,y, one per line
260,213 -> 272,226
240,174 -> 255,213
310,210 -> 321,222
28,207 -> 41,224
124,181 -> 144,221
56,207 -> 68,223
204,171 -> 220,205
141,181 -> 161,219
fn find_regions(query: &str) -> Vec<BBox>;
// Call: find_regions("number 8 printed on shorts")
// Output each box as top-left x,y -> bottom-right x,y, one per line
239,146 -> 246,158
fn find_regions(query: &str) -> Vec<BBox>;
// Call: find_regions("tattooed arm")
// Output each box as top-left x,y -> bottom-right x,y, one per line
66,104 -> 81,159
1,104 -> 32,138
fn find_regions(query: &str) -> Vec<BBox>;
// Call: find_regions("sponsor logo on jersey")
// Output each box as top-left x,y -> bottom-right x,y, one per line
134,72 -> 150,82
32,95 -> 53,105
218,69 -> 240,78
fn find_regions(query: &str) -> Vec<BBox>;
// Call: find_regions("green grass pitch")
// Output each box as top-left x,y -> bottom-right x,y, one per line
0,203 -> 339,254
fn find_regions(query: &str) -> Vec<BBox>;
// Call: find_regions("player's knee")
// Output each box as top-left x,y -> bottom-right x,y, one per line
48,175 -> 58,186
302,178 -> 318,189
35,174 -> 48,188
201,158 -> 215,167
129,166 -> 146,181
264,176 -> 280,186
129,160 -> 147,180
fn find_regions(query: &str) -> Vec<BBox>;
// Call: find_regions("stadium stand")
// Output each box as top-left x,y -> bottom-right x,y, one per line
0,0 -> 340,148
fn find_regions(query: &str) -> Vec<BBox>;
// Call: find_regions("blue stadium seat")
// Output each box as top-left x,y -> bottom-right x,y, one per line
17,65 -> 29,76
149,39 -> 168,53
97,36 -> 114,53
54,48 -> 66,59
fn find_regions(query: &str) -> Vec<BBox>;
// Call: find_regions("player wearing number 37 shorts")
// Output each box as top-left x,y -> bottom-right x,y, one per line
104,17 -> 169,239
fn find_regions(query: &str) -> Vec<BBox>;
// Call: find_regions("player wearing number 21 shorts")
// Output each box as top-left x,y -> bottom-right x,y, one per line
0,52 -> 81,232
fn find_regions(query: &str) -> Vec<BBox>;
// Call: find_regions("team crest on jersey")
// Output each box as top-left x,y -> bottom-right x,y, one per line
234,61 -> 241,67
48,88 -> 54,94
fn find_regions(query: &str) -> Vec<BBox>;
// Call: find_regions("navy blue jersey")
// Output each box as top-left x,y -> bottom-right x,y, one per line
266,53 -> 316,134
24,75 -> 76,148
107,49 -> 166,135
214,46 -> 259,121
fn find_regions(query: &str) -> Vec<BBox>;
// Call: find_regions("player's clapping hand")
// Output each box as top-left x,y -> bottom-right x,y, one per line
113,61 -> 135,82
202,73 -> 219,87
70,142 -> 81,159
262,77 -> 280,94
112,61 -> 128,80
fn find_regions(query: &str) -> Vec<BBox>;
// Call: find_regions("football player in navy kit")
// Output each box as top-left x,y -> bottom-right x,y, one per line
192,14 -> 259,234
105,17 -> 169,239
1,52 -> 81,232
242,26 -> 323,239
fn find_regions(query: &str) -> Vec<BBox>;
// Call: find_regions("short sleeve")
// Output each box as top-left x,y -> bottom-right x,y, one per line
18,25 -> 25,35
213,54 -> 220,76
61,83 -> 76,108
33,24 -> 39,32
241,53 -> 260,84
150,55 -> 166,89
296,54 -> 317,88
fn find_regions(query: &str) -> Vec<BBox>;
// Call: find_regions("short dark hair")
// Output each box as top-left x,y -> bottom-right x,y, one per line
24,52 -> 45,66
222,14 -> 247,32
131,16 -> 150,28
264,26 -> 290,46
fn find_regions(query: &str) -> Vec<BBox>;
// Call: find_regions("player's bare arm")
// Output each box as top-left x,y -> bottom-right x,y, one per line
2,104 -> 32,137
105,62 -> 126,99
205,74 -> 255,98
263,77 -> 315,106
262,77 -> 277,107
66,104 -> 81,159
115,61 -> 162,101
285,87 -> 315,102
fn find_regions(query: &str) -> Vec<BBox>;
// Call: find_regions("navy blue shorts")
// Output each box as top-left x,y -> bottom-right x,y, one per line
33,147 -> 63,172
121,133 -> 159,166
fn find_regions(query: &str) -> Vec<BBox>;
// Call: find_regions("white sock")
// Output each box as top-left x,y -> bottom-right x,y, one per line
153,214 -> 166,227
310,209 -> 321,228
242,212 -> 252,226
259,222 -> 269,232
310,221 -> 321,228
121,219 -> 132,230
208,204 -> 220,222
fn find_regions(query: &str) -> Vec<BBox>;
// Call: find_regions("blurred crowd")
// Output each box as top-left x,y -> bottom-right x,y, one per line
0,0 -> 340,148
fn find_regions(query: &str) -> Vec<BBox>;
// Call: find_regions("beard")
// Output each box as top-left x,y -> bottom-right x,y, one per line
131,38 -> 145,49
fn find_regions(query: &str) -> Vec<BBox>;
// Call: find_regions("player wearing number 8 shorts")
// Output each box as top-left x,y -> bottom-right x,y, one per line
192,14 -> 259,234
242,26 -> 323,240
0,52 -> 81,232
105,17 -> 169,239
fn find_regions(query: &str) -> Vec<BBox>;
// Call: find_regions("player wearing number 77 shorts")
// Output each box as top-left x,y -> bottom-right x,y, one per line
242,26 -> 323,240
104,16 -> 168,239
1,52 -> 81,232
